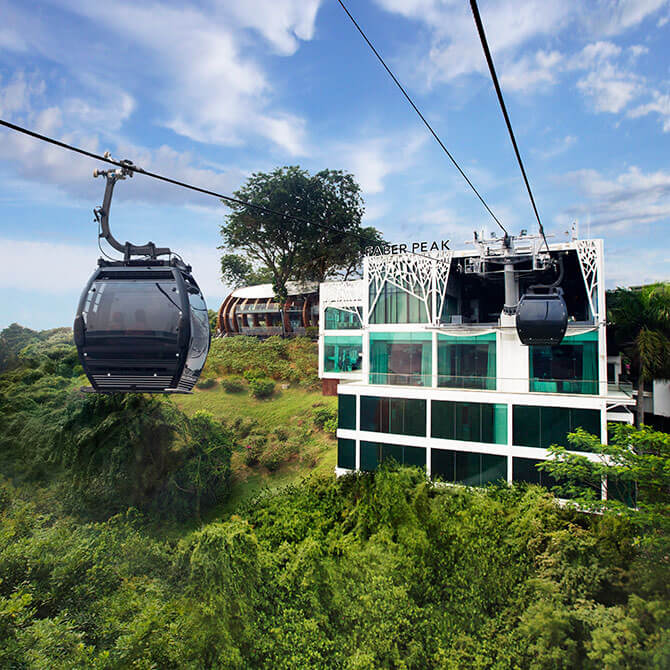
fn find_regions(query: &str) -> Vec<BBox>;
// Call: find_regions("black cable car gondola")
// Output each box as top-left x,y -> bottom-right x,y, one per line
74,162 -> 210,393
515,255 -> 567,346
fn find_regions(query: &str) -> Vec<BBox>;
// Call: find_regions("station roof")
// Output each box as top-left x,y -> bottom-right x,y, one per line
230,281 -> 318,300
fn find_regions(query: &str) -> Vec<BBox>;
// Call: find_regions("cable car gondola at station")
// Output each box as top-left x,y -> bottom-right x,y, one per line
74,161 -> 210,393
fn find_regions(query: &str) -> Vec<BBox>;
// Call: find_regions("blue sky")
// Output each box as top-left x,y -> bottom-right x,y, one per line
0,0 -> 669,330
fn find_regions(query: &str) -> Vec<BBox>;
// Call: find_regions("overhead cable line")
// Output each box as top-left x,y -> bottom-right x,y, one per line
469,0 -> 548,250
0,118 -> 380,248
336,0 -> 508,237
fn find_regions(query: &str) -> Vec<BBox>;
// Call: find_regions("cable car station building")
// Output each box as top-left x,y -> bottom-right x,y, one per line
318,234 -> 635,499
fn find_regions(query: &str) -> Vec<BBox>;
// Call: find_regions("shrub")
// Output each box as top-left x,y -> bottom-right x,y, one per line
313,405 -> 337,430
323,417 -> 337,435
249,377 -> 275,399
243,368 -> 264,382
221,376 -> 245,393
305,326 -> 319,339
196,377 -> 217,390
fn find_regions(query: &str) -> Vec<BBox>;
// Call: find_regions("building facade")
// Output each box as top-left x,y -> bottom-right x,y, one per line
318,235 -> 636,500
217,281 -> 319,337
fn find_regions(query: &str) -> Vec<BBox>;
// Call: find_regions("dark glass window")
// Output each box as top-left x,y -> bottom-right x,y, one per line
437,336 -> 496,390
359,441 -> 426,471
431,448 -> 506,486
529,335 -> 598,394
83,280 -> 180,340
324,307 -> 361,330
338,394 -> 356,430
512,457 -> 598,500
186,290 -> 210,375
512,405 -> 601,450
431,401 -> 507,444
337,438 -> 356,470
360,396 -> 426,437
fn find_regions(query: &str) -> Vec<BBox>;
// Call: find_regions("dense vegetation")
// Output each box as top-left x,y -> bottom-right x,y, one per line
0,325 -> 667,668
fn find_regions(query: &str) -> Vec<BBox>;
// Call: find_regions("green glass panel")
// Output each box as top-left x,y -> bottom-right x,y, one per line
571,408 -> 601,444
529,335 -> 599,395
494,405 -> 507,445
360,441 -> 380,472
324,336 -> 362,373
360,396 -> 425,437
404,398 -> 427,437
370,282 -> 429,324
513,405 -> 541,447
404,445 -> 426,468
338,394 -> 356,430
455,451 -> 480,486
481,403 -> 494,444
481,454 -> 507,485
369,332 -> 432,386
324,307 -> 361,330
607,476 -> 636,507
360,396 -> 383,432
431,401 -> 454,440
541,406 -> 572,449
337,438 -> 356,470
437,337 -> 496,390
431,448 -> 455,482
382,443 -> 404,466
512,457 -> 558,488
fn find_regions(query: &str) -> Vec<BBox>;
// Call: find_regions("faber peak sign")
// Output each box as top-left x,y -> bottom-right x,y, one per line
364,240 -> 451,256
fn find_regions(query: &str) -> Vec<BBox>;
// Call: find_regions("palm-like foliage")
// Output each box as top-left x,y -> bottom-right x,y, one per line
607,282 -> 670,426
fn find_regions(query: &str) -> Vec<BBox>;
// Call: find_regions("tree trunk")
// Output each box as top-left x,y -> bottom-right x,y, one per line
636,363 -> 645,428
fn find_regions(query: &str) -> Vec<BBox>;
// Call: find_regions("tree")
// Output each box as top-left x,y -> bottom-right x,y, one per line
219,254 -> 274,289
219,166 -> 384,303
607,283 -> 670,427
539,424 -> 670,548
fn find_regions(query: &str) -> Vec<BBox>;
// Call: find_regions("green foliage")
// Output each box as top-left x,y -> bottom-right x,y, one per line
219,165 -> 384,301
221,376 -> 246,393
312,404 -> 337,429
197,377 -> 218,389
1,327 -> 668,668
203,336 -> 317,386
249,377 -> 275,399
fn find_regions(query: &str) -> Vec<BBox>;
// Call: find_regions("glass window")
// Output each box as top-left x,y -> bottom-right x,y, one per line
529,332 -> 599,394
338,394 -> 356,430
370,281 -> 429,324
359,441 -> 426,471
83,280 -> 180,340
437,334 -> 496,390
360,396 -> 426,437
431,449 -> 506,486
369,332 -> 432,386
185,290 -> 210,376
512,457 -> 597,499
513,405 -> 601,450
324,336 -> 362,373
324,307 -> 361,330
337,438 -> 356,470
431,401 -> 507,444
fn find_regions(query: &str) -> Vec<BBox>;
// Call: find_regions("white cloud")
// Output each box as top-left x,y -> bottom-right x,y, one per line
0,72 -> 246,206
334,132 -> 427,195
605,246 -> 670,288
536,135 -> 577,159
2,0 -> 322,155
576,63 -> 643,113
374,0 -> 667,98
628,92 -> 670,132
562,166 -> 670,230
0,238 -> 227,309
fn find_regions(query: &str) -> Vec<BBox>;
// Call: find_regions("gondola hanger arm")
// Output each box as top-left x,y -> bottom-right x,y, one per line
93,155 -> 171,261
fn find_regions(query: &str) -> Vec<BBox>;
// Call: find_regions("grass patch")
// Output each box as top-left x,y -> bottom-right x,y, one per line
173,377 -> 337,516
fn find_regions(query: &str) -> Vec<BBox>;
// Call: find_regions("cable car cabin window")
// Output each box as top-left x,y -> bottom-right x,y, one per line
186,291 -> 209,375
83,280 -> 180,342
